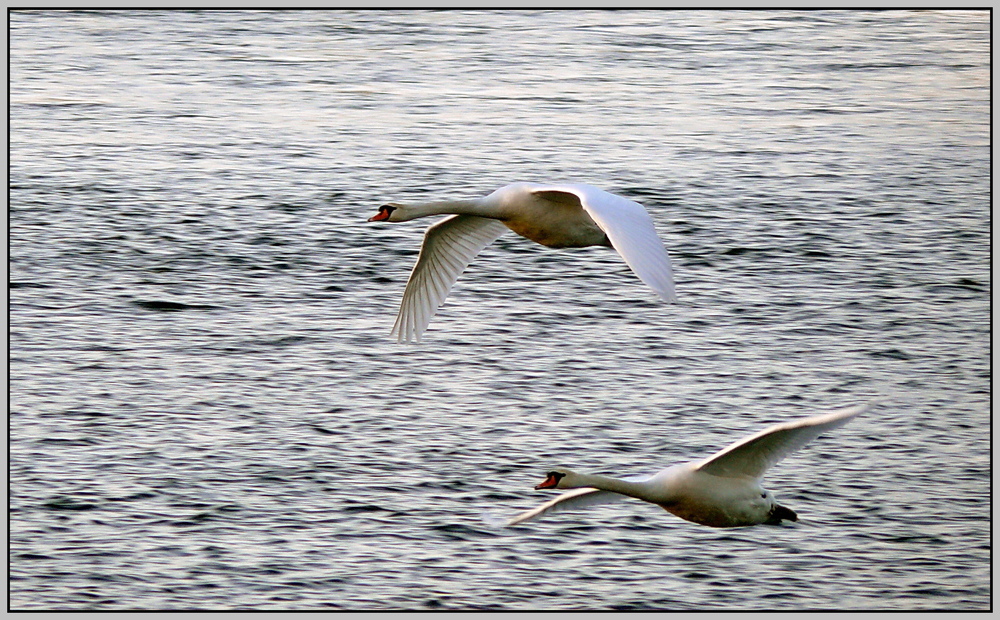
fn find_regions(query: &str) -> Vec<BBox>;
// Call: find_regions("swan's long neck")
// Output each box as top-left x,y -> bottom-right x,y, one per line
570,473 -> 660,502
395,199 -> 495,222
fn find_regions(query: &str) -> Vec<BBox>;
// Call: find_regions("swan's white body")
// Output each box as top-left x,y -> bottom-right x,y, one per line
368,182 -> 675,342
507,403 -> 871,528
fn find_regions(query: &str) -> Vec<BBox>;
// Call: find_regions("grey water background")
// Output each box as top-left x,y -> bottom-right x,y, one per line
8,10 -> 990,611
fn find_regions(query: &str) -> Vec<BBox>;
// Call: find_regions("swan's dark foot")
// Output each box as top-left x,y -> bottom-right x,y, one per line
765,504 -> 798,525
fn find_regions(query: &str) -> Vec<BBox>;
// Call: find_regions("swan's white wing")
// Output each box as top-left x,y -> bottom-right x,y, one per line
506,475 -> 652,526
392,214 -> 509,343
696,403 -> 872,480
531,184 -> 676,302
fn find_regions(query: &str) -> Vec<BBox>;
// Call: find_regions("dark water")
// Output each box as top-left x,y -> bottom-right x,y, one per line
9,10 -> 990,610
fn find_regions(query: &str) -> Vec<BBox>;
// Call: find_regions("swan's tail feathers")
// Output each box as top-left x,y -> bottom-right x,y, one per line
765,504 -> 798,525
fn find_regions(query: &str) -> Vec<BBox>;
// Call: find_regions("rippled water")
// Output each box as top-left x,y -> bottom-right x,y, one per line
9,10 -> 990,610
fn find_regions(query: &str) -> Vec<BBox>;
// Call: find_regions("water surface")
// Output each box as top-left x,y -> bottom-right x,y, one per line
9,10 -> 990,610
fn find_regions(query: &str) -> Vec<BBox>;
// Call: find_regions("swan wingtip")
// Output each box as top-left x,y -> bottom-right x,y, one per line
481,512 -> 515,529
504,516 -> 527,528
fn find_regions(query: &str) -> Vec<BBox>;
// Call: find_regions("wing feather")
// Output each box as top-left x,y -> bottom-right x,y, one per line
696,403 -> 872,480
531,184 -> 676,302
391,215 -> 508,343
506,474 -> 653,526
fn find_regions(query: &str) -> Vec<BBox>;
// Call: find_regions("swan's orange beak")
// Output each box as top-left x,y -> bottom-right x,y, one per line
535,473 -> 561,490
368,205 -> 394,222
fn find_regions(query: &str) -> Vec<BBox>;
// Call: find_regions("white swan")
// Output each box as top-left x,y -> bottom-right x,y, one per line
368,182 -> 676,342
507,403 -> 871,528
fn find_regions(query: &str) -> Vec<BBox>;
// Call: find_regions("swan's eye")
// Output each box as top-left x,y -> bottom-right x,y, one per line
761,493 -> 767,499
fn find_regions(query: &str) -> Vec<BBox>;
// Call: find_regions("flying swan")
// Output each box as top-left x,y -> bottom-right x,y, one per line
368,182 -> 676,342
507,403 -> 871,528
